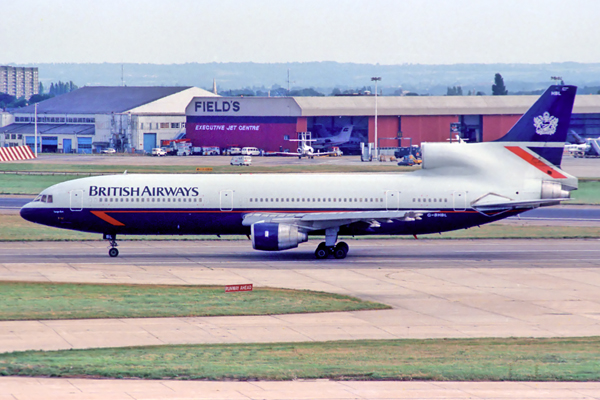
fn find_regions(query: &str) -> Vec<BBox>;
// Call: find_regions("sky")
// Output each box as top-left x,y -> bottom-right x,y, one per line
2,0 -> 600,65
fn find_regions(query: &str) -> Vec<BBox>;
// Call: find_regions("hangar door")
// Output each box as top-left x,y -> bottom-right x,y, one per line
143,133 -> 157,153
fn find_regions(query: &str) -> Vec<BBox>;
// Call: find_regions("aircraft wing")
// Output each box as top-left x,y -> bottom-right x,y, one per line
242,210 -> 425,231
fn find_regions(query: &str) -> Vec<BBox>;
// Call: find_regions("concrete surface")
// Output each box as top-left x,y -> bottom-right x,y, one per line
2,377 -> 600,400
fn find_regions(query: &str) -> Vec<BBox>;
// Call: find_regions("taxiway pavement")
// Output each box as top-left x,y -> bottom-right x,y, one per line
2,377 -> 600,400
1,239 -> 600,353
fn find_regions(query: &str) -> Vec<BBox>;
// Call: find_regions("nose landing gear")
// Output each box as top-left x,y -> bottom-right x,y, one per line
314,227 -> 348,259
104,233 -> 119,257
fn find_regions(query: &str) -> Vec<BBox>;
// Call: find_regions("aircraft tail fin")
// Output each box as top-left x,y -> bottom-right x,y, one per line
495,85 -> 577,167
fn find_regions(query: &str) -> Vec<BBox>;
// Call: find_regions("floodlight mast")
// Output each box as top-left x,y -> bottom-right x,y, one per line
371,77 -> 381,160
34,103 -> 38,157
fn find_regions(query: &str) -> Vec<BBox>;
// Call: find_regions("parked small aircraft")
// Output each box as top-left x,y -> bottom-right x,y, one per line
21,86 -> 577,259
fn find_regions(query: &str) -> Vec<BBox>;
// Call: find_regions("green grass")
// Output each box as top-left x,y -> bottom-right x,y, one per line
0,282 -> 389,321
2,214 -> 599,241
572,180 -> 600,204
1,337 -> 599,381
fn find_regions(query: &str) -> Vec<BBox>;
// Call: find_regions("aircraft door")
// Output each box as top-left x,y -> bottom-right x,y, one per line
453,191 -> 467,211
385,191 -> 399,211
220,190 -> 233,211
70,189 -> 83,211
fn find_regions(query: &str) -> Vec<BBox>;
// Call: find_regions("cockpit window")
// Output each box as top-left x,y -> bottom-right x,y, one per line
34,194 -> 53,203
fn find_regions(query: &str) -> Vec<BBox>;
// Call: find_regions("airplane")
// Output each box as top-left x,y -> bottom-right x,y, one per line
21,85 -> 577,259
565,137 -> 600,157
278,131 -> 342,159
311,125 -> 354,150
564,142 -> 589,155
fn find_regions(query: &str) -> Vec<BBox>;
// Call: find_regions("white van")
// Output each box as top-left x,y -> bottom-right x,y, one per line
241,147 -> 260,156
151,148 -> 167,156
230,155 -> 252,166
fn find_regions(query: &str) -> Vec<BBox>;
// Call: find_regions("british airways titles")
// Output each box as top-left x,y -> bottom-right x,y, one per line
89,186 -> 200,197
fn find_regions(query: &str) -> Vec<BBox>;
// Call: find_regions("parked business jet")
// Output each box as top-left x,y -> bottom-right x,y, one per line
312,125 -> 354,150
21,85 -> 577,259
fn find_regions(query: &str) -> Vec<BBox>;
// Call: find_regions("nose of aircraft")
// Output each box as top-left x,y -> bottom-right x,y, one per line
20,202 -> 37,223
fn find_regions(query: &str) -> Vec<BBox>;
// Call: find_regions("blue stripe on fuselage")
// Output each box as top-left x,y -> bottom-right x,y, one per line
20,207 -> 524,237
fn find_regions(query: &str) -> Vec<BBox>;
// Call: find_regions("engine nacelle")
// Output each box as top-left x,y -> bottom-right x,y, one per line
251,223 -> 308,251
541,180 -> 570,199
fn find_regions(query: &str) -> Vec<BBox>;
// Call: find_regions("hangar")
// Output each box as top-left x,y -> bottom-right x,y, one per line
185,94 -> 600,153
1,86 -> 216,153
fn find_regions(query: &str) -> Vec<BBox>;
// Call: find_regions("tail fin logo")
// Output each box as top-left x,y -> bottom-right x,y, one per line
534,112 -> 559,136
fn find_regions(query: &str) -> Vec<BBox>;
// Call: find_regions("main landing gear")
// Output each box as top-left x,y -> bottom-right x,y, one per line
104,233 -> 119,257
314,227 -> 349,259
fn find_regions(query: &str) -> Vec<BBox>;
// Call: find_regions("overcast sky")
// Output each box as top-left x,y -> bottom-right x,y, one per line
3,0 -> 599,65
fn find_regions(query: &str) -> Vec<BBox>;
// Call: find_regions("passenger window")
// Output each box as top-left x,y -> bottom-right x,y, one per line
250,198 -> 253,202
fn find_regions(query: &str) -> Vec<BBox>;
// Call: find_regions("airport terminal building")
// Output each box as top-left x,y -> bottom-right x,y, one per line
185,94 -> 600,153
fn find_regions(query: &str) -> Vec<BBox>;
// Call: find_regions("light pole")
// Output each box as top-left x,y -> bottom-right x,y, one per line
371,77 -> 381,160
34,103 -> 38,157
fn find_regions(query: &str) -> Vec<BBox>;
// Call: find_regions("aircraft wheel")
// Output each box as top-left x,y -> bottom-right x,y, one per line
333,242 -> 348,259
108,248 -> 119,257
315,242 -> 329,259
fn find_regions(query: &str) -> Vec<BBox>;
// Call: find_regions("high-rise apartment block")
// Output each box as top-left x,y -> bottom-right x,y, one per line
0,66 -> 39,99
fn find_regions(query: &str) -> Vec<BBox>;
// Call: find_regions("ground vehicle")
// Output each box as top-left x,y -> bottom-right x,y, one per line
241,147 -> 260,156
397,154 -> 420,166
227,147 -> 242,155
101,148 -> 116,154
152,148 -> 167,156
202,146 -> 220,156
230,155 -> 252,166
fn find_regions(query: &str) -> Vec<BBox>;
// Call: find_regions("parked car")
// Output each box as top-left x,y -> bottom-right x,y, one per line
152,148 -> 167,156
230,155 -> 252,166
241,147 -> 260,156
227,147 -> 242,155
101,148 -> 116,154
